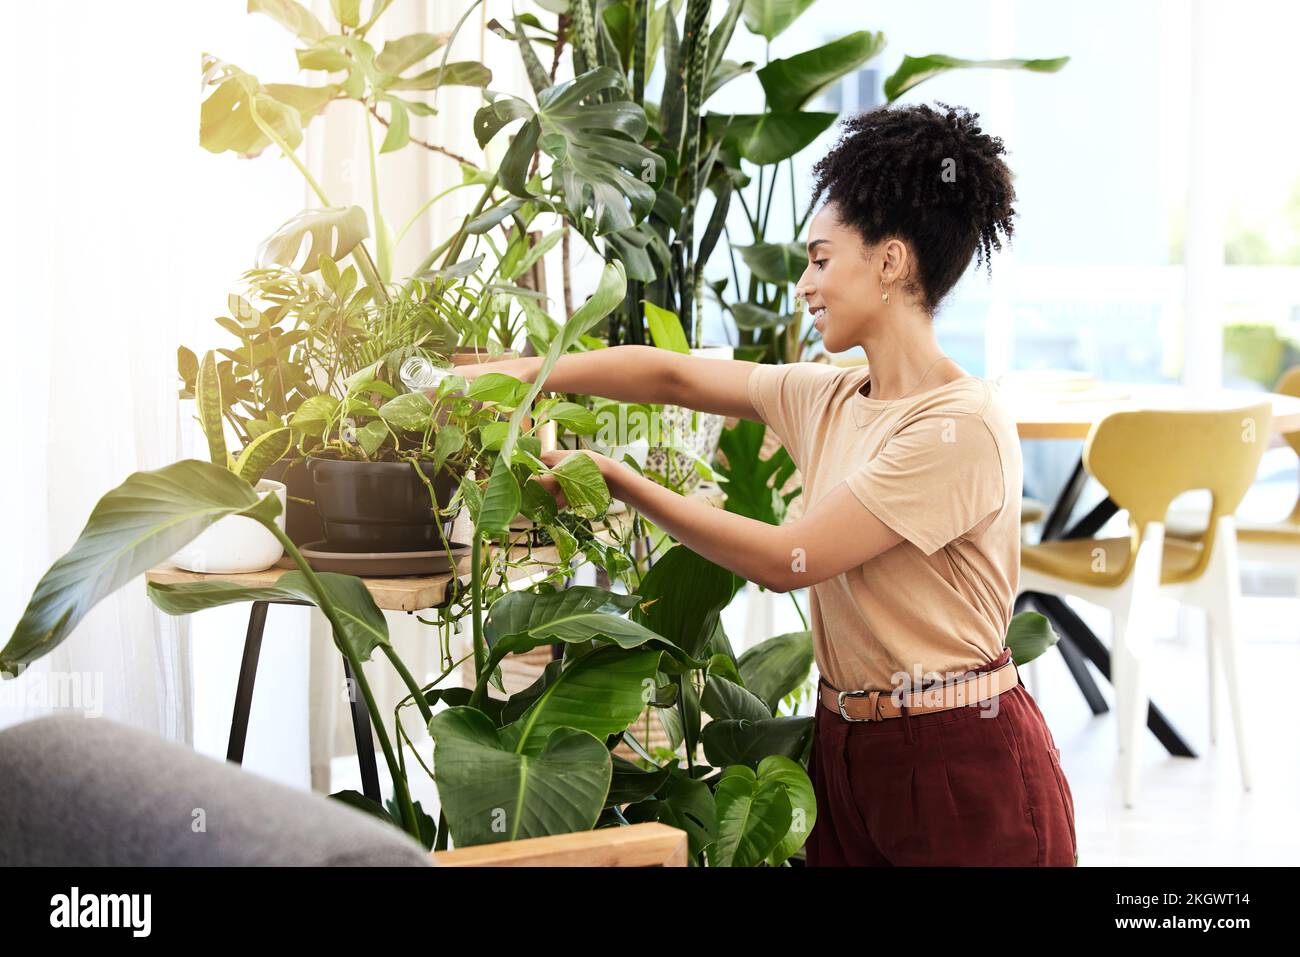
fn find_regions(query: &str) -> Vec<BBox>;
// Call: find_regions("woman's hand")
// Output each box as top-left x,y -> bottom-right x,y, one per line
536,448 -> 623,509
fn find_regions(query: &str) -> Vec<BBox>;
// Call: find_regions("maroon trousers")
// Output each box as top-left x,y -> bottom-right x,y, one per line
805,647 -> 1078,866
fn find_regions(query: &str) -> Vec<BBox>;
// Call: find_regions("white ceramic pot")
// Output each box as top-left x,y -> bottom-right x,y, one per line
171,478 -> 287,574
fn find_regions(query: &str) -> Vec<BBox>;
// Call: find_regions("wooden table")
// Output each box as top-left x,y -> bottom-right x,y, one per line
1001,379 -> 1300,440
145,481 -> 727,799
1002,377 -> 1300,758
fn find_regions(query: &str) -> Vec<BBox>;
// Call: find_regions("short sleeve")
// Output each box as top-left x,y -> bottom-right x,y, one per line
746,361 -> 841,469
843,412 -> 1006,556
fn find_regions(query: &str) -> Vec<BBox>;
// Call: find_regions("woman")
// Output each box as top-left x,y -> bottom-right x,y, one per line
454,102 -> 1077,866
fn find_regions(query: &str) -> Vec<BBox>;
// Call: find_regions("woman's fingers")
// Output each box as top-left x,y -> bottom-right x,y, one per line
535,471 -> 567,509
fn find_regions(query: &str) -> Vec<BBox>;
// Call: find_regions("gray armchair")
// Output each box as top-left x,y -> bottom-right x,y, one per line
0,714 -> 434,866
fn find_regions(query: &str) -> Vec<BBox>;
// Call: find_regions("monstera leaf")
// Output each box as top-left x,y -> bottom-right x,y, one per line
716,418 -> 800,525
1,461 -> 276,672
257,206 -> 370,274
490,68 -> 664,236
200,57 -> 337,158
429,707 -> 612,846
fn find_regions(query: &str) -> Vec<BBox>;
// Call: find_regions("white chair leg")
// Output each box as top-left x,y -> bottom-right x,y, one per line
1207,519 -> 1253,791
1116,525 -> 1164,808
1115,614 -> 1147,809
1206,611 -> 1219,746
1111,609 -> 1129,755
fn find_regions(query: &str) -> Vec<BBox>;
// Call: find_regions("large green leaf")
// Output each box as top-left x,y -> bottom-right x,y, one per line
760,755 -> 816,865
199,59 -> 335,158
385,62 -> 492,91
735,240 -> 807,285
147,570 -> 390,661
883,54 -> 1070,102
503,645 -> 663,756
630,545 -> 742,661
643,302 -> 690,354
648,770 -> 717,860
710,110 -> 837,165
716,417 -> 799,525
477,456 -> 521,534
257,206 -> 370,274
1005,611 -> 1059,666
741,0 -> 816,41
757,31 -> 887,112
532,67 -> 664,235
548,451 -> 611,519
377,391 -> 434,431
1,461 -> 276,672
700,714 -> 813,768
429,707 -> 611,845
484,586 -> 675,663
709,762 -> 792,866
730,302 -> 796,331
701,674 -> 770,723
374,31 -> 450,74
737,629 -> 813,713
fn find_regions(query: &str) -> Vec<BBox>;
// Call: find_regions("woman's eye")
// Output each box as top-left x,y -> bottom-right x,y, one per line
813,260 -> 827,270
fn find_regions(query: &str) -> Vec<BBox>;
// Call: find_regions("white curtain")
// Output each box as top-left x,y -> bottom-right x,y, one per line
0,2 -> 209,737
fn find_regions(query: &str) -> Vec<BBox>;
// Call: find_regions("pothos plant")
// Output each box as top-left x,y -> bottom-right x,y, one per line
5,258 -> 899,865
1,251 -> 1062,864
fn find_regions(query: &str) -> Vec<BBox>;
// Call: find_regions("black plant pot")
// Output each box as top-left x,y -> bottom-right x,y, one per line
306,456 -> 461,553
262,457 -> 326,547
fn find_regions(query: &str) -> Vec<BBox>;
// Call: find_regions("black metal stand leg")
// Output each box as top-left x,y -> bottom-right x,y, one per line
343,657 -> 382,803
227,601 -> 269,764
1027,593 -> 1110,715
1029,591 -> 1197,758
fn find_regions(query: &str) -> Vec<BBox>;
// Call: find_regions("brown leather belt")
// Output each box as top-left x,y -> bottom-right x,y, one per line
818,660 -> 1019,722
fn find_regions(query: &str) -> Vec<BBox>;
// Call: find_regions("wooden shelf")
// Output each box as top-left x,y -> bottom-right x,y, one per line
144,482 -> 727,613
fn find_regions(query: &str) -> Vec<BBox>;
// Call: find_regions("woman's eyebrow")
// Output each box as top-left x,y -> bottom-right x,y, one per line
807,239 -> 830,254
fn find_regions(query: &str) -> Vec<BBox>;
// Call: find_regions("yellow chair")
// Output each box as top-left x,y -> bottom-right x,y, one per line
1166,367 -> 1300,550
1019,403 -> 1273,808
1163,369 -> 1300,746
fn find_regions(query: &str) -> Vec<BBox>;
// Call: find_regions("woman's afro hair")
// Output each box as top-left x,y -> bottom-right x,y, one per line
809,101 -> 1016,315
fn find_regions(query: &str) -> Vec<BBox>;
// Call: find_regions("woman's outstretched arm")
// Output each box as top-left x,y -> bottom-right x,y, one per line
539,450 -> 904,592
448,345 -> 763,421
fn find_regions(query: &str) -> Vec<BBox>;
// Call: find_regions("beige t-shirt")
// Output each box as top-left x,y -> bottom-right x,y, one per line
746,361 -> 1023,692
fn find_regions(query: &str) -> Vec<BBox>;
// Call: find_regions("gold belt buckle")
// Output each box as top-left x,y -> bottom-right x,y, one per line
837,688 -> 884,722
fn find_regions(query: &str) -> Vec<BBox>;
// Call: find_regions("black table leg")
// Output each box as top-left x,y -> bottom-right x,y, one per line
227,601 -> 269,764
1029,591 -> 1196,757
343,656 -> 382,803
